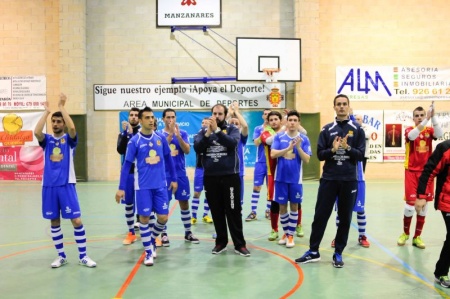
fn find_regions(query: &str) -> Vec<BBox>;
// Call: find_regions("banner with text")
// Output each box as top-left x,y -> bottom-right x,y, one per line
157,0 -> 221,27
336,66 -> 450,101
95,83 -> 286,111
0,76 -> 46,110
0,112 -> 44,180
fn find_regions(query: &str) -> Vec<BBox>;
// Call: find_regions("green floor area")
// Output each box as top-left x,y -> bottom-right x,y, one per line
0,180 -> 449,299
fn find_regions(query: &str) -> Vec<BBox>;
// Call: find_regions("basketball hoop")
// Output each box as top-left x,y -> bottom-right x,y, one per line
262,68 -> 281,82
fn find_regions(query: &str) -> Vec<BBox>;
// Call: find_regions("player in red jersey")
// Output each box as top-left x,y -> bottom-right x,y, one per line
397,103 -> 443,249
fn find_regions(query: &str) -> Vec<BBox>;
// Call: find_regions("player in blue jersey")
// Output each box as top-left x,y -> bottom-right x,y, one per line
115,107 -> 178,266
245,108 -> 271,221
117,107 -> 140,245
159,108 -> 199,246
191,118 -> 213,225
296,94 -> 365,268
271,110 -> 312,248
228,102 -> 248,205
34,93 -> 96,268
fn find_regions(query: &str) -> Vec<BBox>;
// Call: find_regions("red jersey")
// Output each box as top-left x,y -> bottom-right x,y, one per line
404,126 -> 435,171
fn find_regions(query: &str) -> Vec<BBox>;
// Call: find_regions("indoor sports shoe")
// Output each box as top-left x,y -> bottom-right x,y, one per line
144,252 -> 154,266
191,217 -> 197,225
397,233 -> 409,246
79,256 -> 97,268
286,235 -> 295,248
245,211 -> 257,222
435,276 -> 450,288
278,234 -> 287,245
123,232 -> 137,245
51,256 -> 68,268
295,250 -> 321,264
265,209 -> 271,220
358,235 -> 370,248
212,244 -> 227,255
151,243 -> 157,258
161,234 -> 170,247
268,229 -> 279,241
412,236 -> 426,249
234,247 -> 251,257
331,239 -> 335,248
296,225 -> 304,237
202,215 -> 213,223
332,253 -> 344,268
185,232 -> 200,244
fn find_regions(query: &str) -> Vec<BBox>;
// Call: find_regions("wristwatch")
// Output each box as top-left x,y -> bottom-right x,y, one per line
346,146 -> 351,151
214,127 -> 221,134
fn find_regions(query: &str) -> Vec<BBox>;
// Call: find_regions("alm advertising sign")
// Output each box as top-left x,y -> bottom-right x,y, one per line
336,66 -> 450,101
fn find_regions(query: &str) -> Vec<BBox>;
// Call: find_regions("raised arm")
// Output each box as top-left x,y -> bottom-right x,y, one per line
58,93 -> 76,139
34,101 -> 51,142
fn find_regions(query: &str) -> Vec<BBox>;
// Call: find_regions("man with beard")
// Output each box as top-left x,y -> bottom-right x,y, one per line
34,93 -> 96,268
117,107 -> 141,245
194,104 -> 250,257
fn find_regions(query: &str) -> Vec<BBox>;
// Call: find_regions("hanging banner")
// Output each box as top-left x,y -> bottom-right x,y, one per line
0,112 -> 44,180
336,66 -> 450,101
157,0 -> 221,27
0,76 -> 46,110
94,83 -> 286,111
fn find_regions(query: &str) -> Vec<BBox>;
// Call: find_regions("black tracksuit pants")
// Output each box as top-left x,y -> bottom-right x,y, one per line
309,179 -> 357,255
204,173 -> 246,249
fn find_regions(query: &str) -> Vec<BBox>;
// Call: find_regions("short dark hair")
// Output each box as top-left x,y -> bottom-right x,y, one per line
413,106 -> 425,116
287,110 -> 300,120
267,111 -> 282,121
163,108 -> 176,118
211,103 -> 228,116
129,107 -> 139,113
333,94 -> 349,106
51,111 -> 64,123
138,106 -> 153,119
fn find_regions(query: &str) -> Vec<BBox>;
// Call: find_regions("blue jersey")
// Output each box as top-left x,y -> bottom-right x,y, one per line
125,132 -> 173,190
159,129 -> 189,177
253,125 -> 266,164
239,133 -> 248,175
40,133 -> 77,187
272,132 -> 312,184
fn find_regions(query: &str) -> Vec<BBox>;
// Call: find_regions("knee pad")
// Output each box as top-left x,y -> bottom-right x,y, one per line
418,202 -> 428,217
404,203 -> 415,217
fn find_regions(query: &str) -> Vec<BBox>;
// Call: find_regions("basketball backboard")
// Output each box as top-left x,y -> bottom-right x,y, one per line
236,37 -> 301,82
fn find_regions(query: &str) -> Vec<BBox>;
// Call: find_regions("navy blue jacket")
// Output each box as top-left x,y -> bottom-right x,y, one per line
194,122 -> 240,176
318,118 -> 365,181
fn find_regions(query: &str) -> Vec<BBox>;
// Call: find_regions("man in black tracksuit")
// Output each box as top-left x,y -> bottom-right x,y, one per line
194,103 -> 250,257
296,94 -> 365,268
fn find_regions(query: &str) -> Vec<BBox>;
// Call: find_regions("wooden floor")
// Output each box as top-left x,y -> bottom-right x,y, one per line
0,179 -> 449,299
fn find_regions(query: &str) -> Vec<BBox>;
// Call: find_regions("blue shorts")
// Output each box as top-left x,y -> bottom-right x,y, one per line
253,162 -> 267,186
274,181 -> 303,205
167,175 -> 191,201
42,184 -> 81,220
122,173 -> 136,205
136,188 -> 169,216
353,181 -> 366,212
193,167 -> 204,192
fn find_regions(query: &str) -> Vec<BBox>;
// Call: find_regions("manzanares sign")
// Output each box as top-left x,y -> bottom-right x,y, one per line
94,83 -> 286,110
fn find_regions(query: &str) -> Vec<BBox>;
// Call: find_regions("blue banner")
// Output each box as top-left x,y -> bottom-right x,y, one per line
119,111 -> 264,167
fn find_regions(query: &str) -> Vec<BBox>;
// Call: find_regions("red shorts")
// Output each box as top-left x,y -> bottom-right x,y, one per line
404,170 -> 434,203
